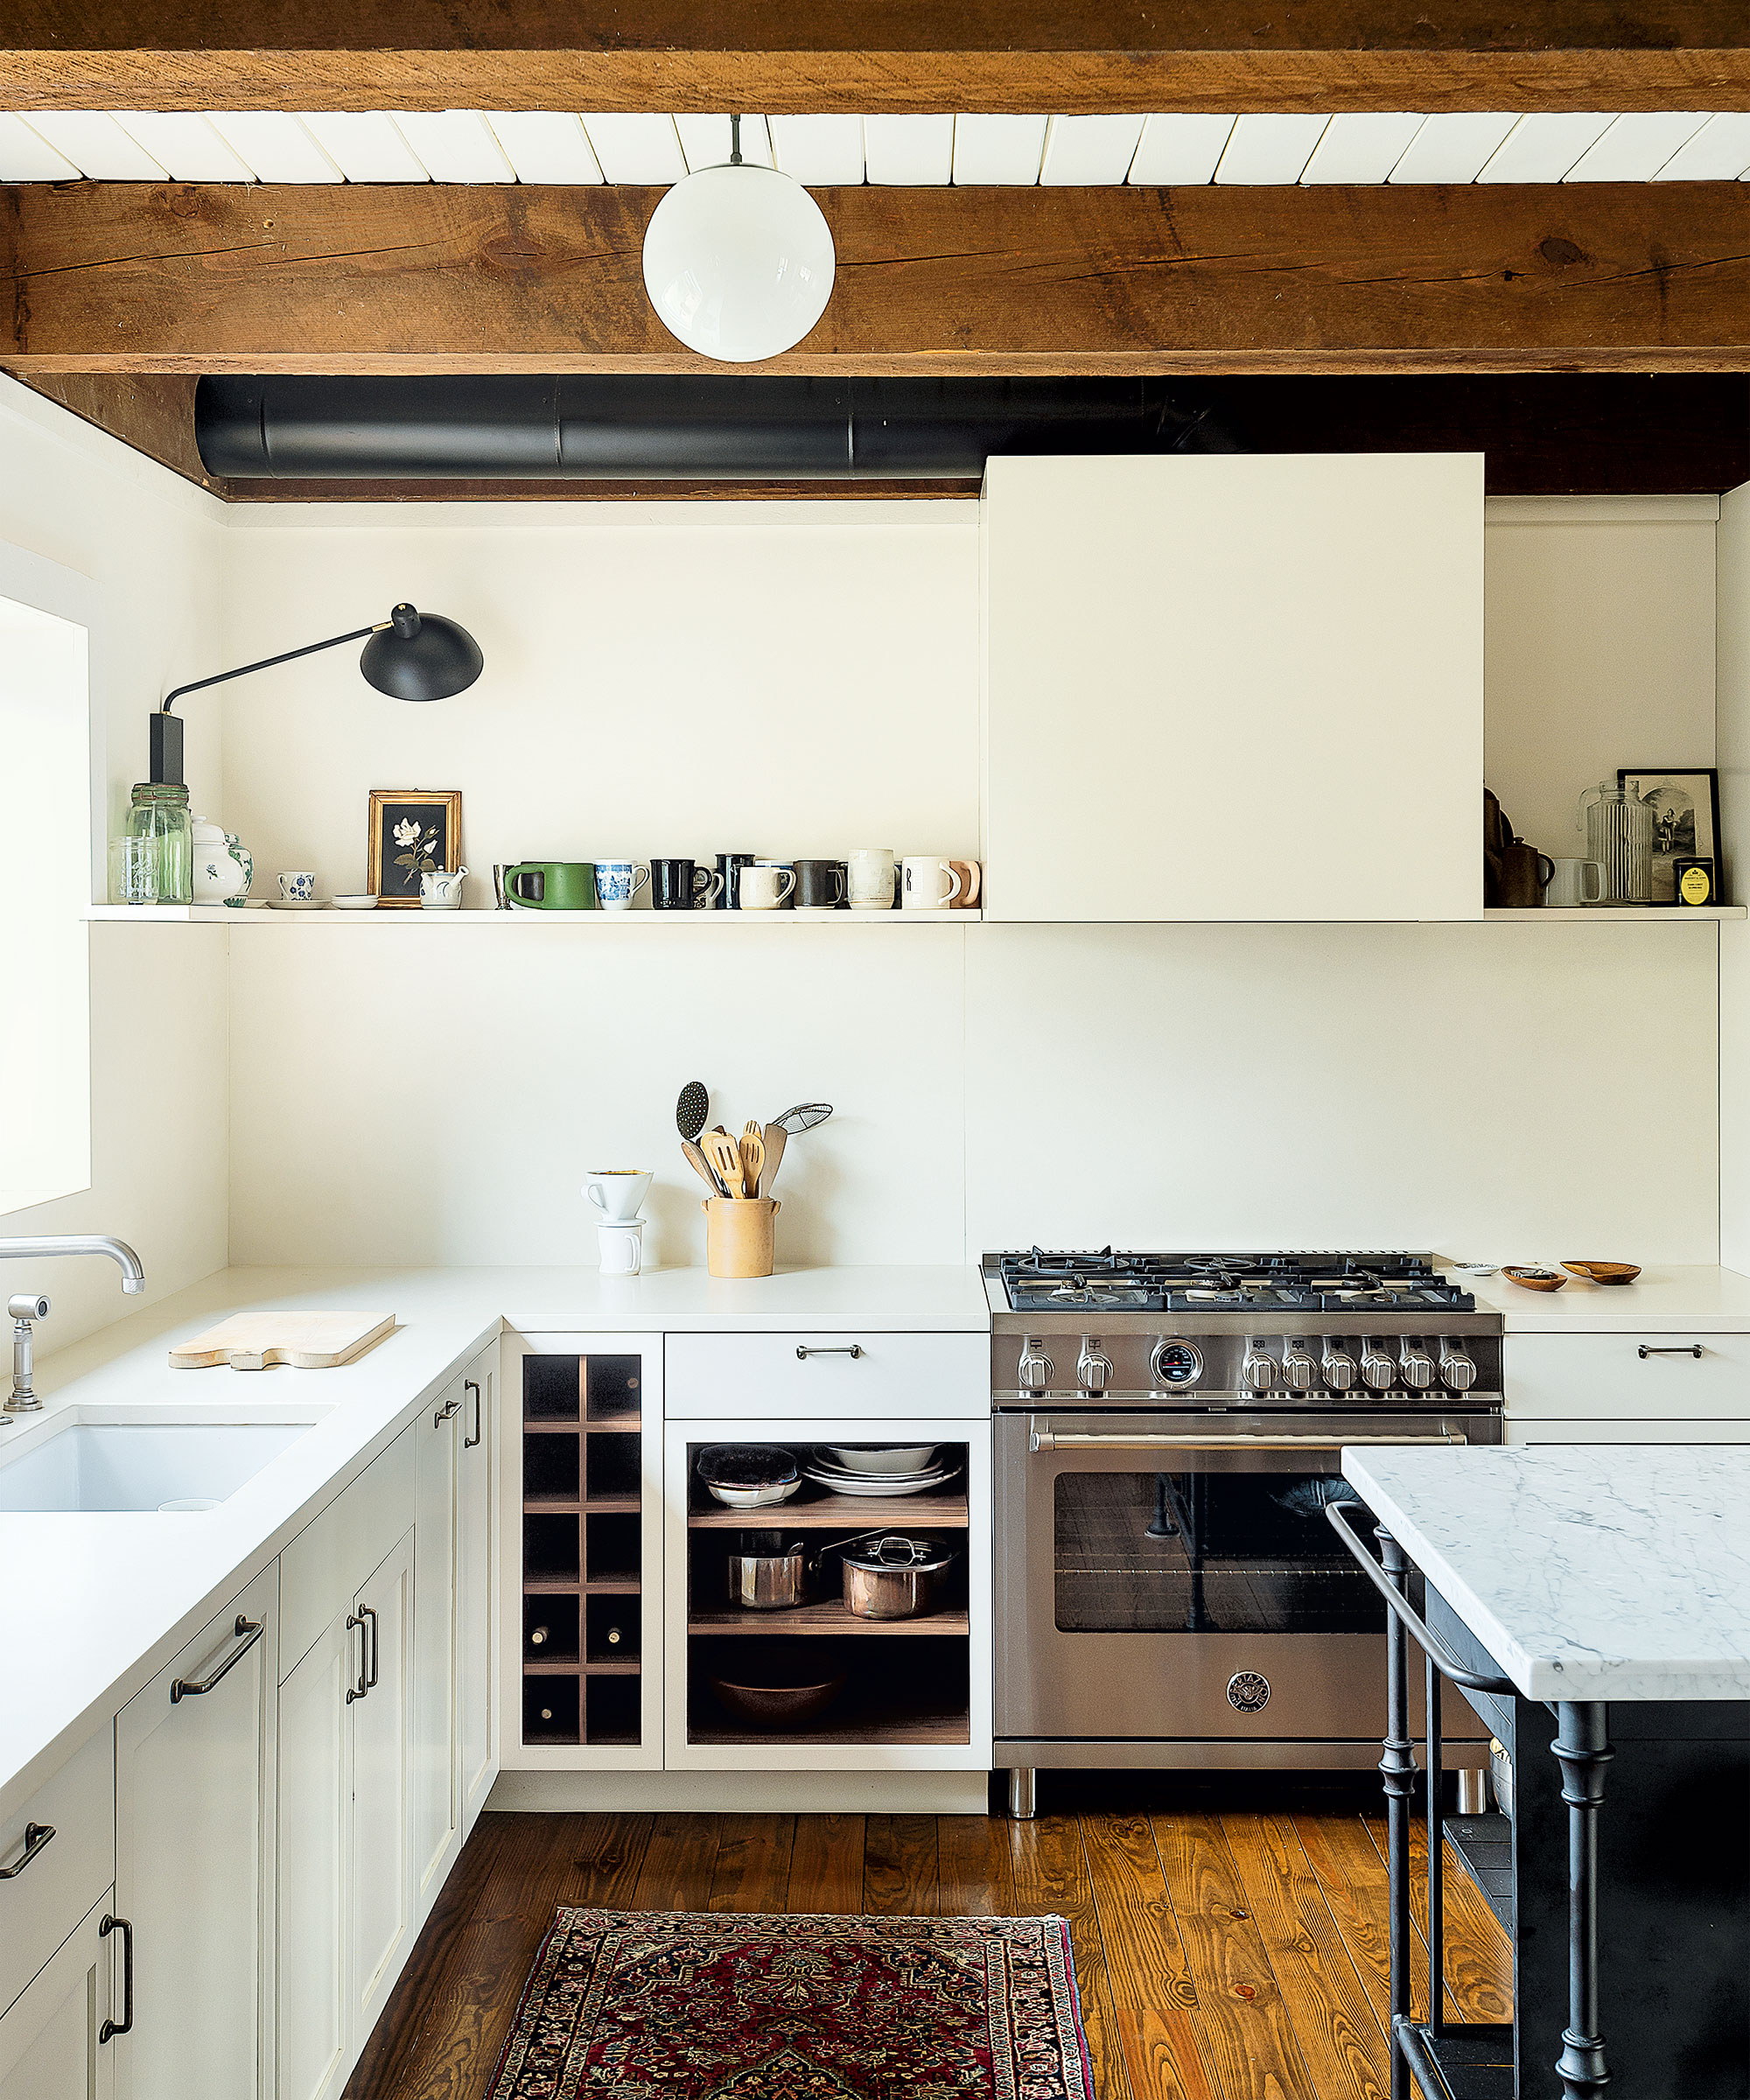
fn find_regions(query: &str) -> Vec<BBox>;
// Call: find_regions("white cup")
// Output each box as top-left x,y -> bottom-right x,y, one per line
738,864 -> 795,910
597,1220 -> 644,1276
901,855 -> 964,911
277,870 -> 317,902
1546,856 -> 1606,907
420,864 -> 468,909
584,1169 -> 652,1222
847,848 -> 896,911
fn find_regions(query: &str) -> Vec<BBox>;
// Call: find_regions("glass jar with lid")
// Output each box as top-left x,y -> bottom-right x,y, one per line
122,781 -> 193,904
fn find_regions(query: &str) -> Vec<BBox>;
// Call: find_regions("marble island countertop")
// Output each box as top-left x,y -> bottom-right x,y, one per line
0,1262 -> 989,1823
1342,1444 -> 1750,1702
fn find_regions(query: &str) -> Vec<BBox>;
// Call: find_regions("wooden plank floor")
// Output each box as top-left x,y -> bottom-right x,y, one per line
344,1784 -> 1512,2100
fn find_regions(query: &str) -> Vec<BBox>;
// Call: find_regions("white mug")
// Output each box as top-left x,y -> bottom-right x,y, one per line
597,1220 -> 644,1277
584,1169 -> 652,1222
901,855 -> 964,910
419,864 -> 468,909
595,860 -> 650,912
277,870 -> 317,902
1545,856 -> 1606,907
847,848 -> 896,911
738,864 -> 795,910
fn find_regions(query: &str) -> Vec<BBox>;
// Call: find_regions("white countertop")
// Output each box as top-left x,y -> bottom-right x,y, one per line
1342,1444 -> 1750,1702
1438,1260 -> 1750,1333
0,1263 -> 987,1823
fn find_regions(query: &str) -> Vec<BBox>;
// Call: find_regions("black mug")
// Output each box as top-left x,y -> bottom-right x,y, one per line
715,852 -> 754,911
794,859 -> 847,910
653,858 -> 722,911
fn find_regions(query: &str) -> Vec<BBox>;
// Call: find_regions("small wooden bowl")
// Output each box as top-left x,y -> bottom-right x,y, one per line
1561,1262 -> 1642,1286
1503,1266 -> 1567,1292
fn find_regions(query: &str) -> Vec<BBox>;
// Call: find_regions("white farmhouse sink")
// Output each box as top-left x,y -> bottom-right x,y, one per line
0,1415 -> 326,1512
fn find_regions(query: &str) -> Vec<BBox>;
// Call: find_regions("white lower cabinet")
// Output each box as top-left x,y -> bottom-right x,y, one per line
112,1564 -> 278,2100
0,1899 -> 117,2100
348,1531 -> 413,2048
413,1385 -> 460,1906
457,1362 -> 496,1830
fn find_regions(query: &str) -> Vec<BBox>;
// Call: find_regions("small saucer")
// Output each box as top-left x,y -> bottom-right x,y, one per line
332,894 -> 378,911
268,897 -> 328,910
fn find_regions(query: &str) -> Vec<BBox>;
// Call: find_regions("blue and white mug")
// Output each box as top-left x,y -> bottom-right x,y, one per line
594,860 -> 650,912
276,869 -> 317,902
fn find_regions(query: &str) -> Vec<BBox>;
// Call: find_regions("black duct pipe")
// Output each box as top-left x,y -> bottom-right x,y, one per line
195,374 -> 1243,481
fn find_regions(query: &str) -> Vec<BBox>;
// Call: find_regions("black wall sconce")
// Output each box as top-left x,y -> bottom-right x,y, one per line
149,602 -> 484,784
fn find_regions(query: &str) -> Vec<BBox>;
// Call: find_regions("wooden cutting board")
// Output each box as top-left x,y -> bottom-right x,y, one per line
169,1311 -> 396,1371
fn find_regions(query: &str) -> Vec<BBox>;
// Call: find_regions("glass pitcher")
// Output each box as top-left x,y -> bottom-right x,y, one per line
1578,779 -> 1654,905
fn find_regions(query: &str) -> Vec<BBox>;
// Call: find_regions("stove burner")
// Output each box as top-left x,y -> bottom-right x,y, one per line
996,1250 -> 1475,1315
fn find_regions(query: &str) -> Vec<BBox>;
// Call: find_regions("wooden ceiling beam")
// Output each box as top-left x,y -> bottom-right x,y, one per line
8,180 -> 1750,375
5,4 -> 1750,112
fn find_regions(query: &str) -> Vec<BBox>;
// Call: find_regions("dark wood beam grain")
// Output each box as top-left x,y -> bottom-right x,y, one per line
4,3 -> 1750,111
8,181 -> 1750,376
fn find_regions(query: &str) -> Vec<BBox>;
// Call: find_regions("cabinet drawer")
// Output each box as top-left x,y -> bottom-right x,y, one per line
280,1425 -> 414,1679
1505,1333 -> 1750,1421
1508,1417 -> 1750,1446
0,1726 -> 114,2020
664,1333 -> 987,1420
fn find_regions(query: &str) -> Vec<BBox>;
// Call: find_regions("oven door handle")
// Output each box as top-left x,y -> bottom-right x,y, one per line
1028,1429 -> 1469,1453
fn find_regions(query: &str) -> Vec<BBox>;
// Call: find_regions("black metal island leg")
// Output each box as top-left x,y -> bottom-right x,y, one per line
1551,1702 -> 1613,2100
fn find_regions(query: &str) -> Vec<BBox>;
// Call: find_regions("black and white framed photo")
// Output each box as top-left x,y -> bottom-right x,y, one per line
1619,767 -> 1720,903
368,788 -> 462,906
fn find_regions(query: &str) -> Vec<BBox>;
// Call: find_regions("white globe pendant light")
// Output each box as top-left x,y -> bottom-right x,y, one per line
641,116 -> 836,363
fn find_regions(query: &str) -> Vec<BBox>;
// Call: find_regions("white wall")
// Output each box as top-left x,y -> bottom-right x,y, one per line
217,489 -> 1724,1271
0,380 -> 231,1349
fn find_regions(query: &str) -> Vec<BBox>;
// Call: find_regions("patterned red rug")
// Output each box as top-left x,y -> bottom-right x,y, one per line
486,1908 -> 1096,2100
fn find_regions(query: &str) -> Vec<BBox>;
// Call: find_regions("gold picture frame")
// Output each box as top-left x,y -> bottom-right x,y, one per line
368,788 -> 463,906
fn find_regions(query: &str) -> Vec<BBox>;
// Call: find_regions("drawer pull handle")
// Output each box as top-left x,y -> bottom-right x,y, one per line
1638,1344 -> 1704,1359
99,1914 -> 133,2042
346,1613 -> 368,1703
361,1602 -> 381,1689
795,1345 -> 863,1361
171,1615 -> 263,1704
0,1820 -> 53,1879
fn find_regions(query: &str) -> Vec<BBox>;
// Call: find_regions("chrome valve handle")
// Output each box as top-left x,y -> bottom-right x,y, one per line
1438,1337 -> 1478,1392
1320,1340 -> 1358,1394
1240,1339 -> 1276,1394
1278,1339 -> 1317,1394
1076,1339 -> 1114,1394
1399,1339 -> 1437,1391
1360,1337 -> 1397,1393
1018,1339 -> 1054,1391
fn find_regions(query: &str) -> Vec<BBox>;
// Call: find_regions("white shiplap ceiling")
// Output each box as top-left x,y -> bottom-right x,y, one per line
3,108 -> 1750,186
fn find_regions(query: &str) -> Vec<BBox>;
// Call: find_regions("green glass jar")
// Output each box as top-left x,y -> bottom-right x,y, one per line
125,782 -> 193,905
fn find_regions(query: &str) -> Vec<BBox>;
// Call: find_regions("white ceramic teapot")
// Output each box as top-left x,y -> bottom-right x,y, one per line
191,817 -> 254,906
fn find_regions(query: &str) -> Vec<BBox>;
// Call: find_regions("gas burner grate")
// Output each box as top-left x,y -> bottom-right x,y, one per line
995,1250 -> 1474,1315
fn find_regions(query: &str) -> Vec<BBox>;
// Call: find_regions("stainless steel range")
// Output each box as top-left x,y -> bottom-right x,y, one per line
989,1250 -> 1502,1815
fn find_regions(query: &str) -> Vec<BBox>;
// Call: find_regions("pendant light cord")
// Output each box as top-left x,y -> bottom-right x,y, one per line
731,113 -> 743,165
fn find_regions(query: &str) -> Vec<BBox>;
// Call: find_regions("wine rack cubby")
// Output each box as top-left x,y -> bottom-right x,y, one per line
521,1350 -> 643,1747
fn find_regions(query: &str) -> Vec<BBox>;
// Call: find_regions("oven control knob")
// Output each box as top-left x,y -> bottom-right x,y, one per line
1279,1340 -> 1317,1393
1241,1339 -> 1275,1394
1361,1338 -> 1397,1393
1152,1338 -> 1204,1389
1439,1339 -> 1478,1393
1017,1339 -> 1054,1391
1399,1340 -> 1436,1391
1321,1341 -> 1359,1395
1076,1339 -> 1114,1394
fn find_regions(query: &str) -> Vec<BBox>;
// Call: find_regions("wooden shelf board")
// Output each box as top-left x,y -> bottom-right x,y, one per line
688,1708 -> 970,1747
523,1495 -> 640,1515
688,1604 -> 970,1637
584,1577 -> 641,1595
523,1419 -> 582,1434
522,1657 -> 582,1676
583,1659 -> 642,1676
584,1415 -> 642,1432
522,1576 -> 584,1593
689,1490 -> 968,1530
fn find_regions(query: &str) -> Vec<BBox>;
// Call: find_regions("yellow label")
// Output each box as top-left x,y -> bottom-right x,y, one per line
1679,865 -> 1713,906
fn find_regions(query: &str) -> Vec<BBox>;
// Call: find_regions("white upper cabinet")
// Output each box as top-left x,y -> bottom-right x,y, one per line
981,454 -> 1485,921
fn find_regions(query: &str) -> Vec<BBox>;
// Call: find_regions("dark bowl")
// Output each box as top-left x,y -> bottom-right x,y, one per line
696,1443 -> 800,1491
707,1639 -> 846,1728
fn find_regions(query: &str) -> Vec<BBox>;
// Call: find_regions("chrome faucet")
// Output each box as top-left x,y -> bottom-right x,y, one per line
0,1236 -> 146,1417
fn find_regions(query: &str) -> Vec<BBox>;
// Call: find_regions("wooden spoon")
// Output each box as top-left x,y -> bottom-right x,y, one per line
758,1121 -> 787,1197
703,1130 -> 746,1196
739,1123 -> 766,1200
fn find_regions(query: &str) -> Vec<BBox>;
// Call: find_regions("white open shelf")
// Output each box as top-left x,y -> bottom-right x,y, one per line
1482,905 -> 1746,921
84,904 -> 984,925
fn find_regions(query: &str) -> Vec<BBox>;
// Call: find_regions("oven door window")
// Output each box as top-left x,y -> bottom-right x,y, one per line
1054,1466 -> 1379,1634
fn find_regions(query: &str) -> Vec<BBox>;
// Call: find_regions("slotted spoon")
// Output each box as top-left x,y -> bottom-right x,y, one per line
702,1129 -> 746,1197
739,1122 -> 766,1200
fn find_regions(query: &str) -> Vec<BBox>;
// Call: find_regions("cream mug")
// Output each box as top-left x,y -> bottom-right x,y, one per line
901,855 -> 964,910
1545,856 -> 1606,907
584,1169 -> 653,1222
738,864 -> 795,910
847,848 -> 896,911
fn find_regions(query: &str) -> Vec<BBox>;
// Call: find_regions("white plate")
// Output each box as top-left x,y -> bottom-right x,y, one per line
802,1466 -> 959,1498
332,895 -> 379,911
267,898 -> 328,910
809,1462 -> 946,1488
822,1443 -> 940,1474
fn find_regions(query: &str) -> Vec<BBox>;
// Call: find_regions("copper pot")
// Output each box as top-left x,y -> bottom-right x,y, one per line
822,1533 -> 956,1620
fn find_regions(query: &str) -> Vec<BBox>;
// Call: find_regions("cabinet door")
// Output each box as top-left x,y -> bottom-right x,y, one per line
457,1360 -> 497,1830
0,1899 -> 115,2100
982,453 -> 1484,921
412,1388 -> 459,1909
276,1614 -> 354,2100
114,1564 -> 276,2100
347,1531 -> 413,2048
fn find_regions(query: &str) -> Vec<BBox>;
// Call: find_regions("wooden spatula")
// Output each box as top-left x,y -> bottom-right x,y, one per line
739,1123 -> 766,1200
703,1129 -> 745,1196
682,1138 -> 725,1196
758,1121 -> 788,1196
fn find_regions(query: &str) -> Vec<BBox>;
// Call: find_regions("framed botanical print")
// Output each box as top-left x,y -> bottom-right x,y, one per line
368,789 -> 462,906
1618,768 -> 1720,904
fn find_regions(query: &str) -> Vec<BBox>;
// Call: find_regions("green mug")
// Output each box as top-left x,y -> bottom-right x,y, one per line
502,861 -> 598,911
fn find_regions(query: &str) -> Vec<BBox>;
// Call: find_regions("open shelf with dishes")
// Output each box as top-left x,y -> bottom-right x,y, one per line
514,1344 -> 650,1752
668,1431 -> 982,1763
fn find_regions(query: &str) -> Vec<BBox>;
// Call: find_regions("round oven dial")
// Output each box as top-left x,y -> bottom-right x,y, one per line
1152,1339 -> 1204,1389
